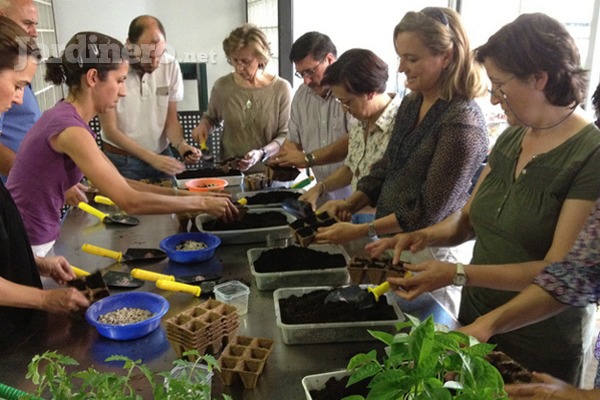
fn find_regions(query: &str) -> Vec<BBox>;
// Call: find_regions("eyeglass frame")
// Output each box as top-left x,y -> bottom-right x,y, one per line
335,95 -> 356,110
294,59 -> 325,79
488,75 -> 515,98
227,56 -> 257,68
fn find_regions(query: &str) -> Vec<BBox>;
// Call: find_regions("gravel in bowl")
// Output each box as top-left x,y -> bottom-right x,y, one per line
85,292 -> 169,341
160,232 -> 221,263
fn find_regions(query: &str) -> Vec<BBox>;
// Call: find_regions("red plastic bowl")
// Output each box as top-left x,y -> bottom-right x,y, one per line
185,178 -> 228,192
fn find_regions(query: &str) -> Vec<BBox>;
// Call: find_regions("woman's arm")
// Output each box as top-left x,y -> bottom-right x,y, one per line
52,127 -> 237,219
0,276 -> 89,313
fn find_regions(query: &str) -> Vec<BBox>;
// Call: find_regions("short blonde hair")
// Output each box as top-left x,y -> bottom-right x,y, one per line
223,23 -> 271,68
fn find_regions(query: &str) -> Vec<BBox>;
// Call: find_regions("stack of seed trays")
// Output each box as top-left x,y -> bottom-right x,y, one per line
217,335 -> 275,389
347,257 -> 408,285
165,298 -> 240,360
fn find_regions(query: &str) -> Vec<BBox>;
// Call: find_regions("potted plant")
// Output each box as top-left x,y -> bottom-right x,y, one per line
18,350 -> 231,400
306,314 -> 507,399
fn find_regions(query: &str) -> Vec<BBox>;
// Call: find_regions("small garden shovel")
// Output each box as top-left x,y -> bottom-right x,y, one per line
324,281 -> 391,310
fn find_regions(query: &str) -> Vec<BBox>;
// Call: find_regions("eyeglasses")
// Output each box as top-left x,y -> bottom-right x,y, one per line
228,57 -> 256,68
488,75 -> 515,98
335,96 -> 355,110
294,59 -> 324,79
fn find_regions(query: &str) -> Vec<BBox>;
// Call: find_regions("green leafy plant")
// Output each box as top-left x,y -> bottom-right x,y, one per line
343,315 -> 507,400
22,350 -> 231,400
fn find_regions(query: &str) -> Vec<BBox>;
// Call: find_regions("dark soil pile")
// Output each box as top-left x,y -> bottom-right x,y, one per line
485,351 -> 532,384
309,374 -> 370,400
177,168 -> 241,179
279,289 -> 397,324
253,246 -> 346,273
203,211 -> 287,231
245,191 -> 301,205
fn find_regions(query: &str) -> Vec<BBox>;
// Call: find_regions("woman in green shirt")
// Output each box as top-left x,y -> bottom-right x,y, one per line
368,13 -> 600,385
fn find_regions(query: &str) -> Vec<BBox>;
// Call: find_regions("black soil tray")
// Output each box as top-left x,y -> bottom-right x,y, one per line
253,246 -> 346,273
245,191 -> 301,205
310,374 -> 369,400
279,289 -> 397,324
177,168 -> 242,179
203,211 -> 288,231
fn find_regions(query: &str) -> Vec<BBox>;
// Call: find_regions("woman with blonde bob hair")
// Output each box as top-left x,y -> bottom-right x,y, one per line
192,23 -> 291,172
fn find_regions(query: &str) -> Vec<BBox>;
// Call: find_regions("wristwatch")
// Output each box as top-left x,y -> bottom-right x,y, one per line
366,221 -> 378,238
453,263 -> 467,286
304,152 -> 315,168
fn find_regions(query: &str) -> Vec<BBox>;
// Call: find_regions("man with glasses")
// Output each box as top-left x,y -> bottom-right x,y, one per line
99,15 -> 200,181
273,31 -> 352,203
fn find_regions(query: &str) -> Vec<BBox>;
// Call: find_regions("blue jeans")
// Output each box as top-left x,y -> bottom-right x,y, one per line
105,147 -> 175,181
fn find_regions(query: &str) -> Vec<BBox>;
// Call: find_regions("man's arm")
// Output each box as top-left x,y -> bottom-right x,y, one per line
98,109 -> 185,175
276,133 -> 349,167
163,101 -> 200,163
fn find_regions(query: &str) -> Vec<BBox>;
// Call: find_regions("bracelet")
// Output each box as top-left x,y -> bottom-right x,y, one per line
304,152 -> 315,168
260,148 -> 268,162
318,181 -> 327,197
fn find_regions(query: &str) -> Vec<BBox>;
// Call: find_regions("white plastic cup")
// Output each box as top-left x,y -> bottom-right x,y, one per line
214,280 -> 250,315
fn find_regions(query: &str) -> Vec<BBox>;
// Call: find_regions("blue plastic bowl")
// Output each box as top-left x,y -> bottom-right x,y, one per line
85,292 -> 169,341
160,232 -> 221,263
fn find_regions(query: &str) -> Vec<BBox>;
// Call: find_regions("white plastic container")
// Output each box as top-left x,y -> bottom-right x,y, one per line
248,245 -> 350,291
214,280 -> 250,315
273,285 -> 405,344
195,208 -> 296,244
301,370 -> 350,400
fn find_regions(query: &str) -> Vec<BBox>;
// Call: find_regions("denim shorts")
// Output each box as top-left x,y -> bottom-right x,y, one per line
105,147 -> 175,181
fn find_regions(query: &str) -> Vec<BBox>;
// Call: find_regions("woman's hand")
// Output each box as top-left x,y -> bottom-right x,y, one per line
456,318 -> 494,343
366,231 -> 429,264
387,260 -> 455,300
36,255 -> 75,285
505,372 -> 599,399
64,182 -> 89,206
314,222 -> 364,245
178,144 -> 201,164
40,288 -> 90,314
299,186 -> 320,210
238,149 -> 263,171
317,200 -> 353,221
201,197 -> 239,223
149,153 -> 185,176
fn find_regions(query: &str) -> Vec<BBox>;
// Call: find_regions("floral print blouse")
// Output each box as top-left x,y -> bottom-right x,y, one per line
534,196 -> 600,387
344,93 -> 401,190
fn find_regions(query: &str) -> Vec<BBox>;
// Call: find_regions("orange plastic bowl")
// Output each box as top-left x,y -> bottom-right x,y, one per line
185,178 -> 228,192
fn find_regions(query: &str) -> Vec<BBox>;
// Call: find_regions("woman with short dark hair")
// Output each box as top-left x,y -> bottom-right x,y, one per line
298,48 -> 400,206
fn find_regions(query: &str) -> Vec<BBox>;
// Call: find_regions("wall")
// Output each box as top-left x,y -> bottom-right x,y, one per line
291,0 -> 448,93
52,0 -> 245,110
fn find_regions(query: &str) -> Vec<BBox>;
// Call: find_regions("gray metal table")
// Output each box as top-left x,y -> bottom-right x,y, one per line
0,206 -> 459,399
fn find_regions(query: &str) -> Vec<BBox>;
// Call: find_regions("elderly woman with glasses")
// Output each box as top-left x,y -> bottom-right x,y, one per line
298,48 -> 401,208
369,13 -> 600,385
192,24 -> 292,172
